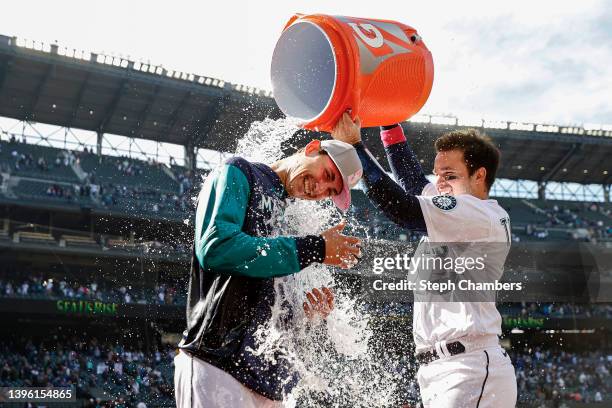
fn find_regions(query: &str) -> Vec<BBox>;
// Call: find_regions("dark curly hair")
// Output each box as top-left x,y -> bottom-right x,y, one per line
434,129 -> 500,191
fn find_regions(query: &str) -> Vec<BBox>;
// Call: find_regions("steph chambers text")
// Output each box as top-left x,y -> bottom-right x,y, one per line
372,279 -> 523,292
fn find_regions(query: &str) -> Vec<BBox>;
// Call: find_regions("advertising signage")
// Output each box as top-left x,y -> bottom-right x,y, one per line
55,300 -> 118,316
0,298 -> 182,321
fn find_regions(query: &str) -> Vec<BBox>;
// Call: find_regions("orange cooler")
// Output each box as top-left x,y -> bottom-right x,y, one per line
270,14 -> 434,132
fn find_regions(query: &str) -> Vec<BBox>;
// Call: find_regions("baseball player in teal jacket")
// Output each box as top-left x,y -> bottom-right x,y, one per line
175,139 -> 363,407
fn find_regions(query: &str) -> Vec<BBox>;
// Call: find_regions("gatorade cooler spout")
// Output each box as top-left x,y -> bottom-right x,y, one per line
271,14 -> 434,132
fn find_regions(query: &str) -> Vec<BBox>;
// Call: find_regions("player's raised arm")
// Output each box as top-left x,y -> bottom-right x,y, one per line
379,123 -> 429,195
331,113 -> 426,231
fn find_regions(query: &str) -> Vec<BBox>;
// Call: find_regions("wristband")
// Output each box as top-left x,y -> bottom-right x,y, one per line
380,124 -> 406,147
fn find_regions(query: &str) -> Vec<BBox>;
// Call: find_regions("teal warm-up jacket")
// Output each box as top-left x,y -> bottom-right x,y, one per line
194,160 -> 321,275
179,156 -> 325,401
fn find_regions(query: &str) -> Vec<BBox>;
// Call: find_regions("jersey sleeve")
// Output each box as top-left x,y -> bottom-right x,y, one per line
353,142 -> 427,231
417,194 -> 493,242
195,164 -> 316,278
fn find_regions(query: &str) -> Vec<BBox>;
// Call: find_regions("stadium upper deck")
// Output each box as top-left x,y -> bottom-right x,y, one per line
0,34 -> 611,188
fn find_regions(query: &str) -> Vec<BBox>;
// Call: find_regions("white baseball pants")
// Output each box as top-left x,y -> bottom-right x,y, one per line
174,350 -> 282,408
417,343 -> 517,408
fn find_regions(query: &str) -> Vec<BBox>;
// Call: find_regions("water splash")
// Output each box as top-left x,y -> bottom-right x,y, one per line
235,117 -> 301,163
236,118 -> 399,407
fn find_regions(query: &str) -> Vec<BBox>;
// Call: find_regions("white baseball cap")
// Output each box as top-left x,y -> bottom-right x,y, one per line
319,140 -> 363,211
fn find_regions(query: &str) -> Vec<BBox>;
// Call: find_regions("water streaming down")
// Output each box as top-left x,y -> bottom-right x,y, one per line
234,118 -> 403,407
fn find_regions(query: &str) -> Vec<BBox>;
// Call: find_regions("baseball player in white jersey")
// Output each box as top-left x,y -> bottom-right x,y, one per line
332,113 -> 517,408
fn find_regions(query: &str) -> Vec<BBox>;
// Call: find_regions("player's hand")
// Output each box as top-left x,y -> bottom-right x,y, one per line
331,112 -> 362,145
303,287 -> 334,319
321,220 -> 361,269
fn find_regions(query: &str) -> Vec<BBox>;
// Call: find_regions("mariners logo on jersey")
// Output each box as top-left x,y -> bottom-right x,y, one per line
431,195 -> 457,211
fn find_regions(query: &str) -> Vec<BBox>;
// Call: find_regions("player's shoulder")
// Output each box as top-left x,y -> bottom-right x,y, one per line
424,193 -> 482,212
218,156 -> 256,180
224,156 -> 252,172
222,157 -> 282,190
456,195 -> 509,219
419,185 -> 506,222
419,194 -> 491,241
483,198 -> 510,219
201,157 -> 255,190
424,193 -> 507,225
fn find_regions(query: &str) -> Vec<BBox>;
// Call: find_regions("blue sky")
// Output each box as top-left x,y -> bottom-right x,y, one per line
3,0 -> 611,126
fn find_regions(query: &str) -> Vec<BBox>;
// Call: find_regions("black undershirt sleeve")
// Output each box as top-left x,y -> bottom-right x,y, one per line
353,142 -> 427,232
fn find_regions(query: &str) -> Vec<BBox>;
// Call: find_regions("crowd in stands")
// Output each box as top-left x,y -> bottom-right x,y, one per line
114,157 -> 144,177
46,183 -> 72,198
176,169 -> 194,195
513,348 -> 611,405
77,150 -> 199,216
0,336 -> 175,407
523,202 -> 611,243
0,275 -> 186,306
1,138 -> 202,218
97,184 -> 195,215
0,334 -> 609,406
1,134 -> 77,174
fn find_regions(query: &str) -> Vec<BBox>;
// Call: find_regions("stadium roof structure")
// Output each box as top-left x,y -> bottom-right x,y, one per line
361,120 -> 612,185
0,35 -> 281,149
0,34 -> 610,186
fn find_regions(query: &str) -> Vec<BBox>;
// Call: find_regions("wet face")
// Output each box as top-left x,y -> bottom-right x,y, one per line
287,153 -> 344,201
433,149 -> 484,196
